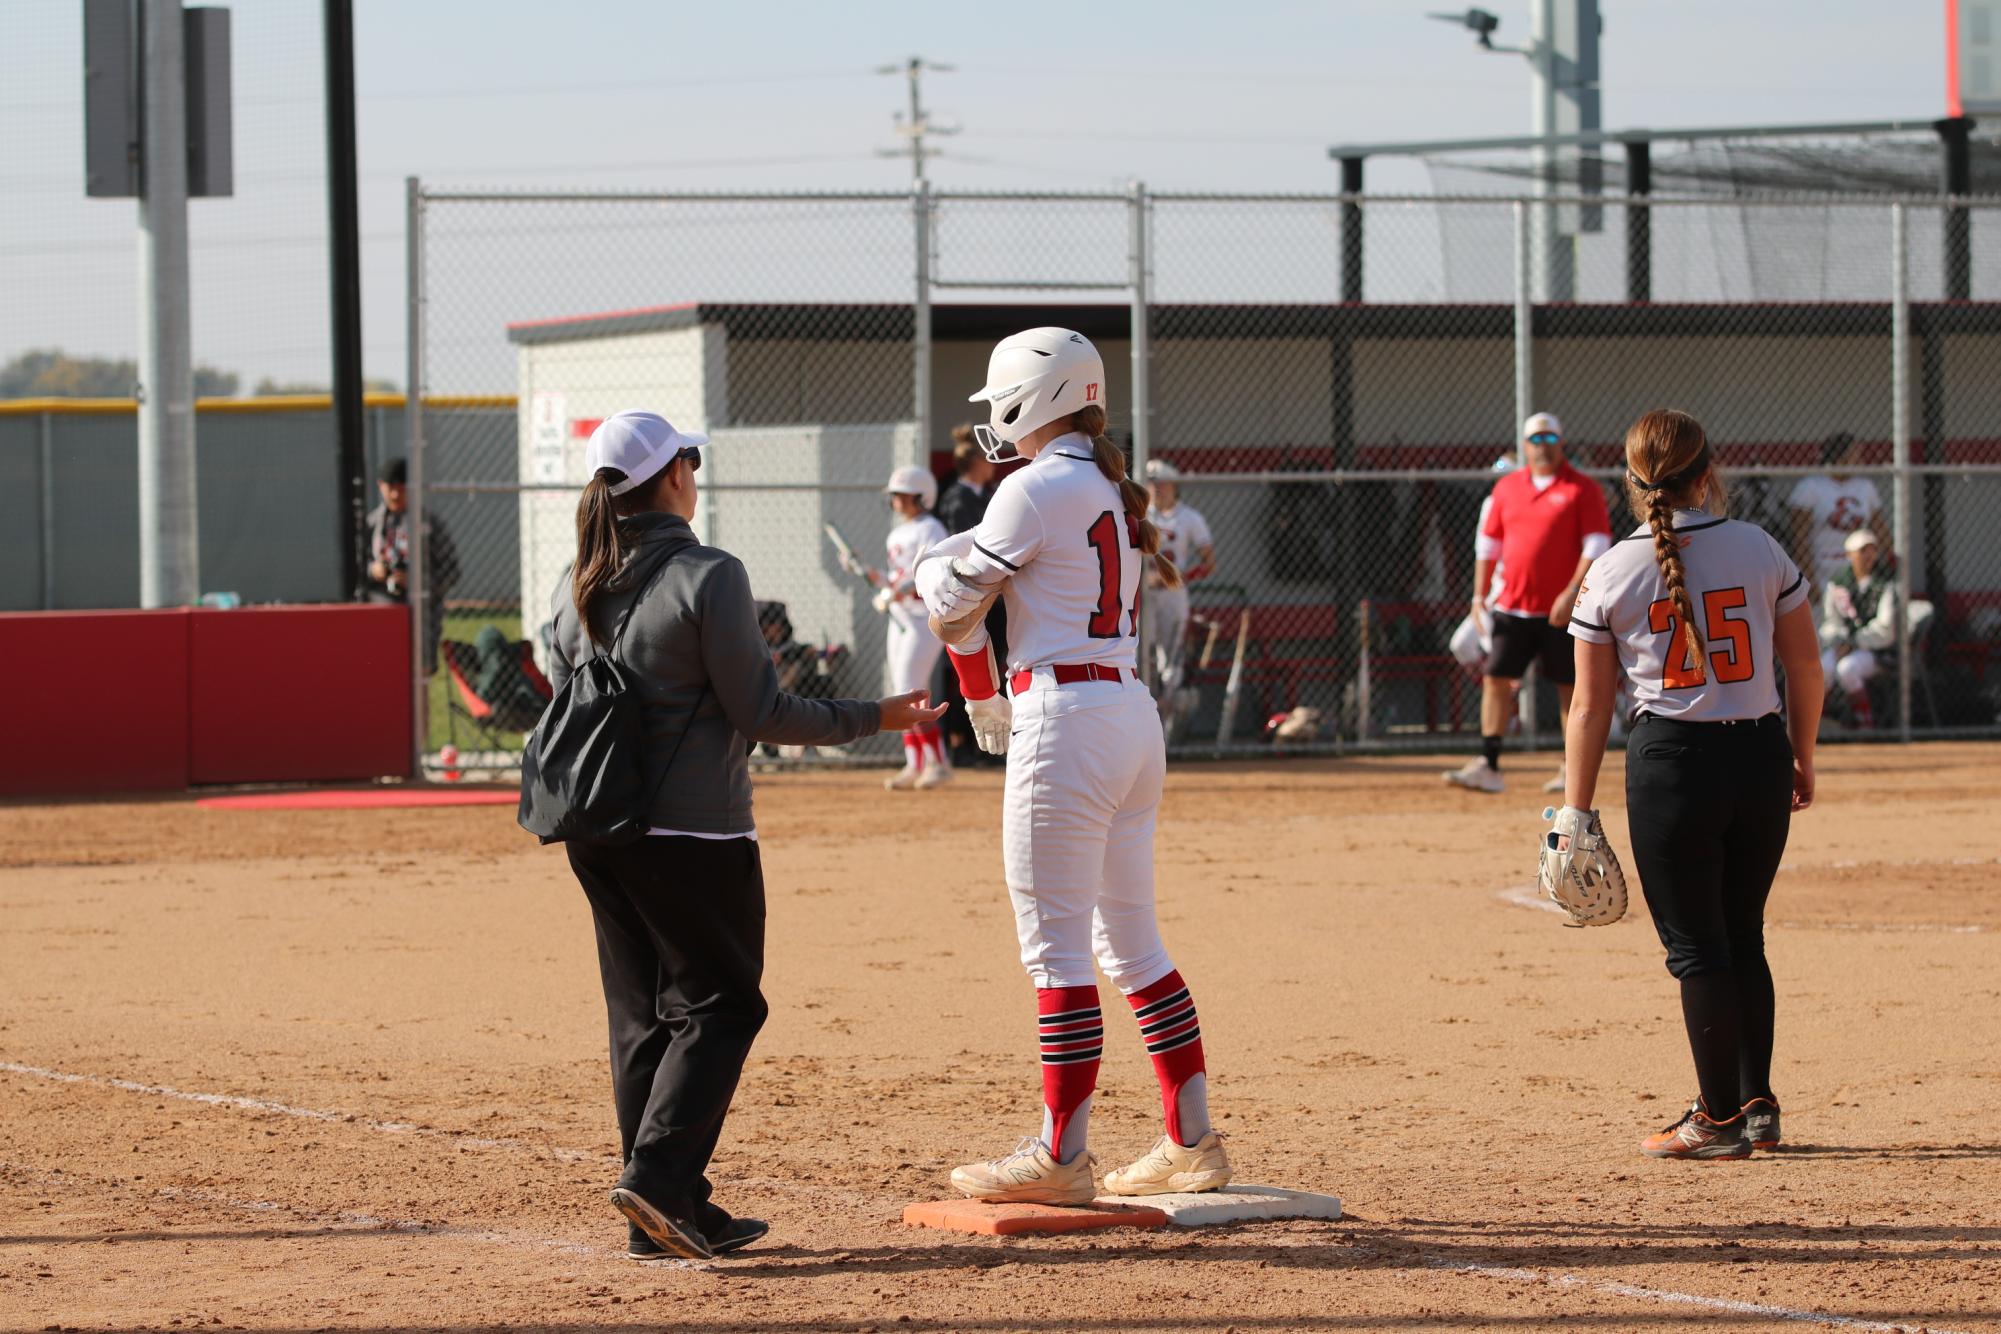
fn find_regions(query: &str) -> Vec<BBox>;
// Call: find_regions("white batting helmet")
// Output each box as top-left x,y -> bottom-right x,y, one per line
883,464 -> 937,511
967,327 -> 1105,462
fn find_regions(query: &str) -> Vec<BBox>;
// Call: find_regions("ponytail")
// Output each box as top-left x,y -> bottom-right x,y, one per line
572,468 -> 628,644
1072,405 -> 1182,590
1624,407 -> 1720,677
1643,487 -> 1705,677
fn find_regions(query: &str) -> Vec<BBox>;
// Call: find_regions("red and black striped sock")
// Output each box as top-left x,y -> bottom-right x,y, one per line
1127,970 -> 1209,1146
1037,985 -> 1102,1163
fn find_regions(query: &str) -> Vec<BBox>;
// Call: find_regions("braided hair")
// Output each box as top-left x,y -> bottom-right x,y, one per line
1071,405 -> 1183,589
1622,409 -> 1723,676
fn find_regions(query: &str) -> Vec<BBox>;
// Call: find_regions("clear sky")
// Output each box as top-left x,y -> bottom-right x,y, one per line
0,0 -> 1954,390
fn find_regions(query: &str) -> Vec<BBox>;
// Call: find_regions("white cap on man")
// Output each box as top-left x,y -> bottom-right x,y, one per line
1845,528 -> 1879,554
584,411 -> 707,496
1144,458 -> 1183,483
1522,411 -> 1564,440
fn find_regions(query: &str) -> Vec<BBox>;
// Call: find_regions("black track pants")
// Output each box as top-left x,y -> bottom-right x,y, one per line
567,834 -> 768,1230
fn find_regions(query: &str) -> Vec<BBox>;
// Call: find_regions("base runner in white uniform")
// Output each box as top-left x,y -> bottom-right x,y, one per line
1141,459 -> 1215,720
1560,409 -> 1823,1160
871,466 -> 951,790
916,328 -> 1233,1203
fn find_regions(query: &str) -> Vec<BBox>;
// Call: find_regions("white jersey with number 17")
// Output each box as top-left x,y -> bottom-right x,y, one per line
1568,512 -> 1809,723
956,433 -> 1140,676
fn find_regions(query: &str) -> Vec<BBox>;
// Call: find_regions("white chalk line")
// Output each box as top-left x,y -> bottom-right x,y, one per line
0,1059 -> 885,1214
4,1061 -> 1978,1331
1495,887 -> 1992,934
1425,1257 -> 1969,1334
0,1158 -> 638,1265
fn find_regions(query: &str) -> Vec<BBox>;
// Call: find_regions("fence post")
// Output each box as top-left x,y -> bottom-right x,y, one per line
1513,198 -> 1538,746
1129,180 -> 1152,693
405,176 -> 428,781
39,410 -> 57,609
1891,201 -> 1914,741
1128,180 -> 1151,481
912,178 -> 932,469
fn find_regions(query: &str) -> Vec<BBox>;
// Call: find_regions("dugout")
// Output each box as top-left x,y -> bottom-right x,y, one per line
507,299 -> 2001,718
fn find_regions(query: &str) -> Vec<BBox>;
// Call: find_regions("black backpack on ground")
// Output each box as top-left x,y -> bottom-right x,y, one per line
517,556 -> 705,847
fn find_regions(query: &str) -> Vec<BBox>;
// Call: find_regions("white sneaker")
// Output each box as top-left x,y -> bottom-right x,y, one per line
950,1137 -> 1097,1205
884,764 -> 921,791
1541,764 -> 1567,795
914,763 -> 953,790
1443,758 -> 1504,793
1103,1131 -> 1232,1196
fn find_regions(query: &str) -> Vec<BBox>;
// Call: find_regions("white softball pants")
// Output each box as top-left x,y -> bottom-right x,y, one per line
1141,586 -> 1192,699
886,611 -> 945,696
1003,673 -> 1174,994
1821,647 -> 1879,696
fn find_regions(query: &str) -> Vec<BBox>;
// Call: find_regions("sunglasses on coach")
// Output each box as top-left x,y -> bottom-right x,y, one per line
675,446 -> 701,473
1526,432 -> 1561,446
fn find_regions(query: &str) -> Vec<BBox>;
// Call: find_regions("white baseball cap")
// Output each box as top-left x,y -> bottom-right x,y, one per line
1522,411 -> 1564,440
1144,458 -> 1183,483
584,411 -> 708,496
1844,528 -> 1879,553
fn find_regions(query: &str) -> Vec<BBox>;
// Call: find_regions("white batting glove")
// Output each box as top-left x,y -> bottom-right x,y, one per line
967,694 -> 1012,756
870,585 -> 895,615
918,556 -> 989,621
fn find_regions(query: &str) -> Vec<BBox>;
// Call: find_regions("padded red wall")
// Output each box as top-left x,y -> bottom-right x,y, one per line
188,604 -> 411,785
0,604 -> 412,797
0,610 -> 192,796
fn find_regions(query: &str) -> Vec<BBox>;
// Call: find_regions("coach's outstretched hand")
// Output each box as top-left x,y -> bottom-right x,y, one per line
879,689 -> 948,733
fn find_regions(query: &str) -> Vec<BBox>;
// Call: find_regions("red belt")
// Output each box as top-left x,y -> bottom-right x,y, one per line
1010,663 -> 1134,694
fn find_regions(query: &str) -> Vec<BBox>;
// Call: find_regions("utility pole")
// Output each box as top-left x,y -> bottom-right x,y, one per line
138,0 -> 198,608
877,56 -> 956,182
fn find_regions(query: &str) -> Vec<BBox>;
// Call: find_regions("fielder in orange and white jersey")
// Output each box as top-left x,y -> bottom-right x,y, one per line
1560,408 -> 1823,1162
872,465 -> 951,790
915,327 -> 1233,1207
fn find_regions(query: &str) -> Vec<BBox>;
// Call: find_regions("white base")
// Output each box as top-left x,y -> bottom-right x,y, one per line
1095,1184 -> 1343,1227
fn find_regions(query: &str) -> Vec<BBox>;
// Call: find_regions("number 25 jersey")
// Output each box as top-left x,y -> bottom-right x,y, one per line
958,434 -> 1140,675
1568,512 -> 1809,723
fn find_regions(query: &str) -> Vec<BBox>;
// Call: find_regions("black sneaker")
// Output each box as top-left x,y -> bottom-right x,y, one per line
1741,1097 -> 1782,1150
610,1186 -> 713,1260
706,1217 -> 770,1255
628,1216 -> 768,1260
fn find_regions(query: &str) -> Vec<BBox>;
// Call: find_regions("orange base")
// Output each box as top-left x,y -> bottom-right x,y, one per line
903,1198 -> 1169,1236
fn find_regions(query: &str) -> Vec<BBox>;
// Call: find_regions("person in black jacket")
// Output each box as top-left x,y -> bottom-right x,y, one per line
934,428 -> 1007,764
360,457 -> 458,672
548,411 -> 943,1261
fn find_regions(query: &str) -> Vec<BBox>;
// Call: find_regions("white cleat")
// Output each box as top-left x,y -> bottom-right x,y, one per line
1443,758 -> 1504,793
884,764 -> 921,791
950,1137 -> 1097,1206
1542,764 -> 1568,795
1103,1131 -> 1232,1197
914,763 -> 953,790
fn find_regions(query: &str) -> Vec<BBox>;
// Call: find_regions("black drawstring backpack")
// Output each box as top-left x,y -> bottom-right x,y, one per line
517,556 -> 705,846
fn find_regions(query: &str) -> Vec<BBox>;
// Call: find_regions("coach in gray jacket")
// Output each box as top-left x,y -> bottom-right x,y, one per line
549,411 -> 942,1262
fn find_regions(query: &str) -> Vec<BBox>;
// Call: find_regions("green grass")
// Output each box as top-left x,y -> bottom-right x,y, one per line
427,609 -> 526,754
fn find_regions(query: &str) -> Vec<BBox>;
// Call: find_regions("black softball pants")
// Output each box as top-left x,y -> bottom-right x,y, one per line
567,834 -> 768,1234
1624,712 -> 1793,1118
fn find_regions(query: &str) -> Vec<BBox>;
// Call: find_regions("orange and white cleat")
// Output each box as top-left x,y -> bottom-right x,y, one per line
1641,1100 -> 1752,1160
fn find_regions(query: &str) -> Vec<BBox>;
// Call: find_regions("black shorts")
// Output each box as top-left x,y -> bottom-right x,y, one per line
1483,611 -> 1576,684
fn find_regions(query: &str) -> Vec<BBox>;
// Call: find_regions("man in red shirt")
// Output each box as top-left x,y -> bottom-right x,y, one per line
1445,412 -> 1611,794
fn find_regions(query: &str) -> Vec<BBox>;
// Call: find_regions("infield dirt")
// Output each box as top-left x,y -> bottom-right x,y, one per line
4,745 -> 1998,1332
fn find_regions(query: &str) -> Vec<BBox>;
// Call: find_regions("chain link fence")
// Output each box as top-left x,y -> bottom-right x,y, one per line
407,186 -> 2001,775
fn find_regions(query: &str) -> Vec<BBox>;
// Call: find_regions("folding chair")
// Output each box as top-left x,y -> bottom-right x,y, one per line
439,638 -> 553,753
